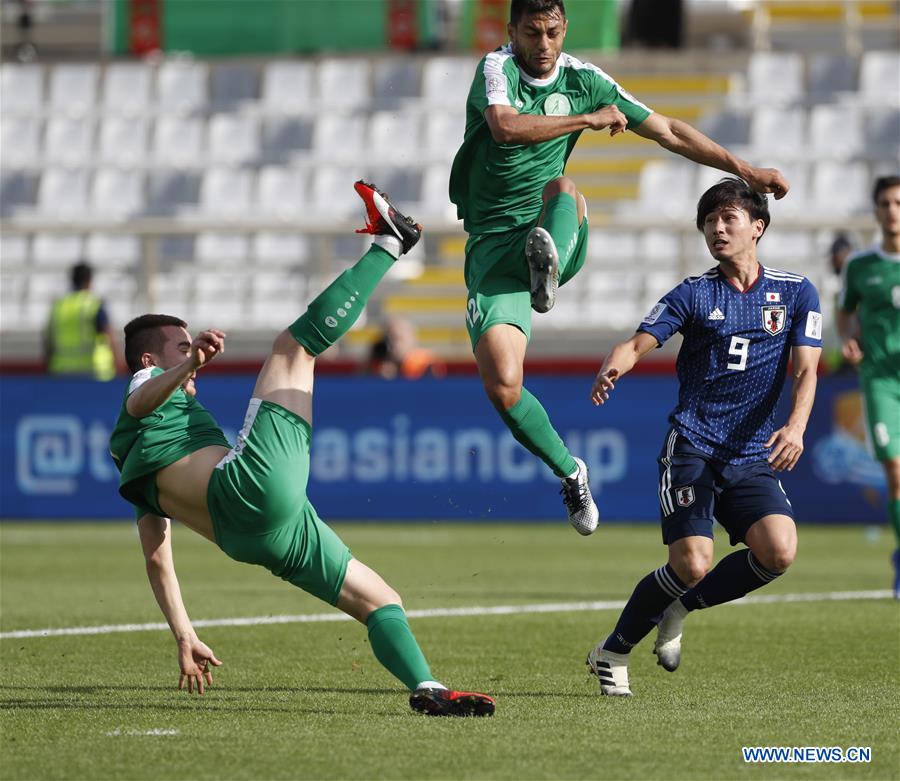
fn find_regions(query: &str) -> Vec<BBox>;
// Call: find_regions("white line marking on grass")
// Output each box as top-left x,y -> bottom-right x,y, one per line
0,590 -> 891,640
105,729 -> 179,737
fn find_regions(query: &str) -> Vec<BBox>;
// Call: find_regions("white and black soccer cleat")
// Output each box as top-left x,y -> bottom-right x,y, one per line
525,226 -> 559,313
653,601 -> 686,672
586,646 -> 632,697
560,456 -> 599,535
354,180 -> 422,255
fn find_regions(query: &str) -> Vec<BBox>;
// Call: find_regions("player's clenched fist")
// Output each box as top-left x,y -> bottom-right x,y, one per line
587,105 -> 627,136
190,329 -> 226,368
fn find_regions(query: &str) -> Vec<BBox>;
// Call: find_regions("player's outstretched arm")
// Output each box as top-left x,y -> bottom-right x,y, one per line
591,331 -> 659,406
126,329 -> 226,418
632,112 -> 789,199
485,103 -> 626,145
137,514 -> 222,694
766,345 -> 822,472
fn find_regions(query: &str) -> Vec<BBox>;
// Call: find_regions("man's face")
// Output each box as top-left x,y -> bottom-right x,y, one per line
702,204 -> 764,263
508,9 -> 567,78
874,184 -> 900,238
146,325 -> 197,395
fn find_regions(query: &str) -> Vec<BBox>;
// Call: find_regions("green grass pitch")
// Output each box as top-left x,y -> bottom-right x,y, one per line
1,522 -> 898,780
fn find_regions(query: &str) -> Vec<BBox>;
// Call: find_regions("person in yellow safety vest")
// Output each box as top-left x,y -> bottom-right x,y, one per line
45,262 -> 125,380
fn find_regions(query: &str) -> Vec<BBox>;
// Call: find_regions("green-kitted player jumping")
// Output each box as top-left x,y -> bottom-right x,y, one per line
108,182 -> 495,717
450,0 -> 789,533
838,175 -> 900,598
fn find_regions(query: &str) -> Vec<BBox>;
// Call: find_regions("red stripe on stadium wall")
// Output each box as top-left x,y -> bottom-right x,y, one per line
129,0 -> 161,55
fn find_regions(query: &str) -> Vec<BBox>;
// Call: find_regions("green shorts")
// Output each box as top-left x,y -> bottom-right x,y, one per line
463,218 -> 589,349
861,371 -> 900,461
207,399 -> 351,605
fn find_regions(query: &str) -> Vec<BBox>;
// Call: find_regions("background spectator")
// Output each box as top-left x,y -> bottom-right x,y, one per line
367,317 -> 447,379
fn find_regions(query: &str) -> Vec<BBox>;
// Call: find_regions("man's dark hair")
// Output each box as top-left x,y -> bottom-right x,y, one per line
510,0 -> 565,25
124,314 -> 187,373
71,262 -> 92,289
695,177 -> 771,240
873,175 -> 900,204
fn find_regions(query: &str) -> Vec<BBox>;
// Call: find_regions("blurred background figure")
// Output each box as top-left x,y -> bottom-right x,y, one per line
824,232 -> 855,374
44,261 -> 124,381
367,317 -> 447,379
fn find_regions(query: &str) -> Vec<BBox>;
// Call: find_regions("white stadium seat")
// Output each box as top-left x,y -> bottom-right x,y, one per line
635,162 -> 694,218
587,231 -> 639,263
0,234 -> 29,267
261,61 -> 315,115
747,52 -> 804,104
255,166 -> 306,219
97,117 -> 150,167
0,64 -> 44,115
251,232 -> 310,266
207,114 -> 260,165
316,58 -> 371,110
309,166 -> 360,218
810,161 -> 869,215
808,105 -> 864,159
866,109 -> 900,157
36,169 -> 90,217
156,60 -> 209,113
749,107 -> 805,158
85,233 -> 140,269
31,233 -> 83,267
422,111 -> 466,163
194,232 -> 250,265
90,169 -> 145,219
639,230 -> 682,263
152,116 -> 205,167
310,113 -> 366,164
0,117 -> 42,168
368,110 -> 421,164
102,62 -> 153,115
43,117 -> 94,166
48,64 -> 99,116
859,51 -> 900,106
196,167 -> 254,216
760,230 -> 815,263
421,57 -> 478,109
417,164 -> 456,222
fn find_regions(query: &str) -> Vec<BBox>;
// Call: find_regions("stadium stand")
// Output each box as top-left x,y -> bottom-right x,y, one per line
1,7 -> 898,363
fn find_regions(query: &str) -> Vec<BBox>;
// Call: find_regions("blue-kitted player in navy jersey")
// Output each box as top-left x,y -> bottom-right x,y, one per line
585,178 -> 823,696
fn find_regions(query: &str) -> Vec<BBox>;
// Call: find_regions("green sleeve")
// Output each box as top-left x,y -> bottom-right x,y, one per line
590,70 -> 652,129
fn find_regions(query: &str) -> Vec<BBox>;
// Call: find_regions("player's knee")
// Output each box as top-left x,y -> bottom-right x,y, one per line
757,541 -> 796,573
672,553 -> 711,586
542,176 -> 577,200
484,376 -> 522,411
884,458 -> 900,497
272,328 -> 301,356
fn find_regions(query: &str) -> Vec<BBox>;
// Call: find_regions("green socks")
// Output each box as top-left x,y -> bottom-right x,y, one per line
366,604 -> 433,691
890,498 -> 900,547
542,192 -> 580,276
289,244 -> 395,356
499,387 -> 578,478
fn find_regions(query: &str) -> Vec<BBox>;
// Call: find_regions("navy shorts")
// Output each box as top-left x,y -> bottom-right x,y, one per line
657,429 -> 794,546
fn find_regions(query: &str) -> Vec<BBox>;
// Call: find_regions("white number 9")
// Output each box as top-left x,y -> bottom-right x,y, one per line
727,336 -> 750,371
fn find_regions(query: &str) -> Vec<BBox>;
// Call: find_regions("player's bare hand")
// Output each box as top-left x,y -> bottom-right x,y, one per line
177,637 -> 222,695
765,425 -> 804,471
841,338 -> 864,365
744,167 -> 790,200
189,329 -> 226,369
586,105 -> 627,136
590,368 -> 619,406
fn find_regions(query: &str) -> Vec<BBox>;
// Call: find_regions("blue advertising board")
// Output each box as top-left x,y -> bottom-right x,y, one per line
0,374 -> 886,523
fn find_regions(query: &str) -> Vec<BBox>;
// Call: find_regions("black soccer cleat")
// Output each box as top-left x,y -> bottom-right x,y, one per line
409,687 -> 496,717
353,180 -> 422,255
524,226 -> 560,313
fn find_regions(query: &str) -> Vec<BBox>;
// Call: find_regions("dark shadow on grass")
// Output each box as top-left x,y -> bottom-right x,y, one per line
0,684 -> 398,695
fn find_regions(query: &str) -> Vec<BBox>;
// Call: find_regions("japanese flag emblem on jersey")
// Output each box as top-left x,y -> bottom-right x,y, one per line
761,305 -> 787,335
765,292 -> 781,302
675,486 -> 695,507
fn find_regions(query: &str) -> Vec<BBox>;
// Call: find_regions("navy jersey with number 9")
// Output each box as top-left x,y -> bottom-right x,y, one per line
638,264 -> 823,464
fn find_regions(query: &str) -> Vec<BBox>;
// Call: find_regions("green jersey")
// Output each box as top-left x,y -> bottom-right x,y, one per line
449,45 -> 652,235
109,367 -> 230,516
838,246 -> 900,376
